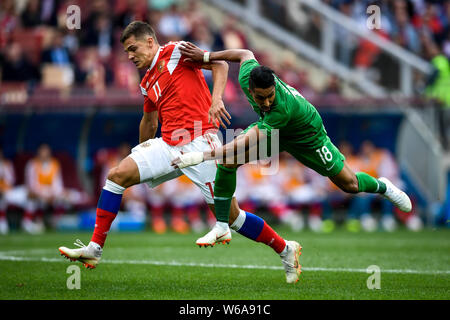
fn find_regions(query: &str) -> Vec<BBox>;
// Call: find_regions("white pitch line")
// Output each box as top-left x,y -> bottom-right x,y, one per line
0,254 -> 449,275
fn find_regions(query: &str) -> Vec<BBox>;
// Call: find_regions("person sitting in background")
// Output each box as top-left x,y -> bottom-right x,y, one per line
357,140 -> 423,231
0,147 -> 14,235
82,13 -> 114,59
41,29 -> 73,66
23,144 -> 65,233
0,42 -> 40,83
5,144 -> 89,233
390,0 -> 422,54
74,47 -> 108,95
4,144 -> 65,234
20,0 -> 42,28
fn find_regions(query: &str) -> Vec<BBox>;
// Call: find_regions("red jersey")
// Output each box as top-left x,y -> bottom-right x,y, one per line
140,41 -> 216,146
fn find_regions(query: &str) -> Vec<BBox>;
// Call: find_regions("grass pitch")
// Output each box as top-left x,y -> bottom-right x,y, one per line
0,227 -> 449,300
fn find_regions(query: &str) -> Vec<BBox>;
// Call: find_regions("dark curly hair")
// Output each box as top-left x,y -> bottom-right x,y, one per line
249,66 -> 275,90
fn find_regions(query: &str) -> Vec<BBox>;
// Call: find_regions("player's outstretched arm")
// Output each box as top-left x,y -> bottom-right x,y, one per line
180,41 -> 255,66
171,125 -> 266,169
201,61 -> 231,129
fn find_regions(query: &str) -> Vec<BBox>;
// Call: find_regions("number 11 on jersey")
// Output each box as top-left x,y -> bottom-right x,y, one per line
152,81 -> 162,101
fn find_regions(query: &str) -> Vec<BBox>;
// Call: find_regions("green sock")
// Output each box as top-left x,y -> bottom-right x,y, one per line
213,164 -> 237,223
355,172 -> 386,194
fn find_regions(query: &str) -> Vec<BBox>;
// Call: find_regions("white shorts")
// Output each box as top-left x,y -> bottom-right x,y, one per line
128,133 -> 221,204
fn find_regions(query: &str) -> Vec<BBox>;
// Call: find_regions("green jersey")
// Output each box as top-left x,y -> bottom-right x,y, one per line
238,59 -> 327,149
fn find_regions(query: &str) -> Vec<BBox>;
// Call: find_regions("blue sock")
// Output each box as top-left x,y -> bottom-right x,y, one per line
232,210 -> 286,254
91,180 -> 125,247
237,211 -> 264,241
97,189 -> 123,214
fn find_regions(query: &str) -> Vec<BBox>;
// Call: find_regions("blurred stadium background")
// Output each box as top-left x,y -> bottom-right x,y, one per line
0,0 -> 449,236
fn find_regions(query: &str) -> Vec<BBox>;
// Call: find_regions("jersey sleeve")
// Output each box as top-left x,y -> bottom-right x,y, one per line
143,95 -> 157,113
140,84 -> 157,113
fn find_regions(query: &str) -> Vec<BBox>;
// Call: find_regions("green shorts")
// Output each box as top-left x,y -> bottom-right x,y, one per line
281,136 -> 345,177
242,122 -> 345,177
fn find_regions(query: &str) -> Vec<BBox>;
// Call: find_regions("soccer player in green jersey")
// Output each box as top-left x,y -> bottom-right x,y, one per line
173,42 -> 412,248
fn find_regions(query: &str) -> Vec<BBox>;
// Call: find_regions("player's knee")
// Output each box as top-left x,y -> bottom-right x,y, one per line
107,166 -> 132,188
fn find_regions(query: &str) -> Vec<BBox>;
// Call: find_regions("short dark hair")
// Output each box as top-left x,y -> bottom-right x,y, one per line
249,66 -> 275,90
120,21 -> 157,44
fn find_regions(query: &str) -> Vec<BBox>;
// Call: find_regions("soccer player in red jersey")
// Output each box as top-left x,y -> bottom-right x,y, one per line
59,22 -> 301,284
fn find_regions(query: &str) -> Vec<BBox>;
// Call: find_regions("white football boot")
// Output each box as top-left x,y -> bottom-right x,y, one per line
59,239 -> 102,269
196,222 -> 231,247
280,240 -> 302,284
379,177 -> 412,213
